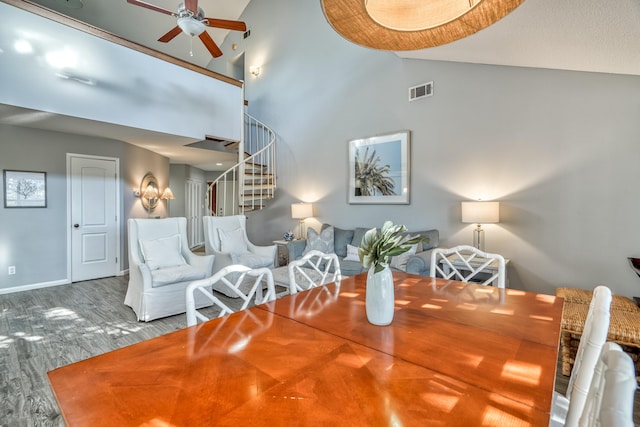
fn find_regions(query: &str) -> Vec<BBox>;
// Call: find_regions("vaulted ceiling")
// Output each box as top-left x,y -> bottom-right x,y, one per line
26,0 -> 640,76
3,0 -> 639,171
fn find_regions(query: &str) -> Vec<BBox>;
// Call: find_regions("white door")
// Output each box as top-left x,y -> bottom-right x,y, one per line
185,179 -> 203,248
69,155 -> 118,282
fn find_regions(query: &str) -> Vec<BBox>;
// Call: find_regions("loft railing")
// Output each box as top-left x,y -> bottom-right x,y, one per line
206,114 -> 276,216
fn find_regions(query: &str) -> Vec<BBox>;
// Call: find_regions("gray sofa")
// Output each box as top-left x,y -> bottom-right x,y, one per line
287,224 -> 439,276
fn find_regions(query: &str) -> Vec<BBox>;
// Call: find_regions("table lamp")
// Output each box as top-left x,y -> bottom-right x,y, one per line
291,203 -> 314,239
461,201 -> 500,251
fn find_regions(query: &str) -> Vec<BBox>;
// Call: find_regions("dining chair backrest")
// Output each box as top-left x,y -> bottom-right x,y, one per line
287,250 -> 341,294
185,265 -> 275,327
578,342 -> 636,427
430,245 -> 506,288
562,285 -> 612,426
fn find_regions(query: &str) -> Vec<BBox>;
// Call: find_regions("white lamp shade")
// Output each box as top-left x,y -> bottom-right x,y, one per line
461,201 -> 499,224
291,203 -> 314,219
161,187 -> 175,200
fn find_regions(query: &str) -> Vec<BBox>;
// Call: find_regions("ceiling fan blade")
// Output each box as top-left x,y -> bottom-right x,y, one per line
184,0 -> 198,15
126,0 -> 175,16
158,26 -> 182,43
199,32 -> 223,57
204,18 -> 247,32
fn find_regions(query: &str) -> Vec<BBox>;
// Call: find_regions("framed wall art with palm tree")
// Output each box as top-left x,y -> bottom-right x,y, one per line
348,130 -> 410,204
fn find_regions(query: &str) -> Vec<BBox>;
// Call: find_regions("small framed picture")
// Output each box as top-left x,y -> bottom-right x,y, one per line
348,130 -> 410,204
3,170 -> 47,208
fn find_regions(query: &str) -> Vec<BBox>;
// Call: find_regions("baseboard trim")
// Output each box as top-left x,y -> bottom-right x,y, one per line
0,279 -> 70,295
118,269 -> 129,277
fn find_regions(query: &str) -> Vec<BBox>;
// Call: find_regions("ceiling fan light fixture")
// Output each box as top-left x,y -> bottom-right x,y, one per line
177,17 -> 205,37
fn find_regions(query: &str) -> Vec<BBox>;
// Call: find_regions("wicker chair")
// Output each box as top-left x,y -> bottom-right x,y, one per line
556,287 -> 640,378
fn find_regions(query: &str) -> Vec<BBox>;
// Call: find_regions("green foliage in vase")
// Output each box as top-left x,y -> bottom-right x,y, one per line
358,221 -> 428,274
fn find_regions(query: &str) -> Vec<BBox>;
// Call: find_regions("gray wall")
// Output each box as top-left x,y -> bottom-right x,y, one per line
169,164 -> 206,219
227,0 -> 640,297
0,124 -> 170,290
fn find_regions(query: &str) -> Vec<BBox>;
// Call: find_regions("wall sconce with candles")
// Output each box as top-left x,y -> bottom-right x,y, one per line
291,202 -> 314,239
461,201 -> 500,251
134,173 -> 174,214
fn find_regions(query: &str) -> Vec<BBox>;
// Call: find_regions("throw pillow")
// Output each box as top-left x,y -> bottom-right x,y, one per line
218,228 -> 248,255
351,227 -> 374,248
303,226 -> 335,255
389,234 -> 419,272
329,226 -> 354,257
344,244 -> 360,262
139,234 -> 186,270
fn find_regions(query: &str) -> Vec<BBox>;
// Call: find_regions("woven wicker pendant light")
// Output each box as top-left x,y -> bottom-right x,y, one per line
321,0 -> 525,50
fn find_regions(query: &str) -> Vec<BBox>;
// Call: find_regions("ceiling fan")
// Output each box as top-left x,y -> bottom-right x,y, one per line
126,0 -> 247,58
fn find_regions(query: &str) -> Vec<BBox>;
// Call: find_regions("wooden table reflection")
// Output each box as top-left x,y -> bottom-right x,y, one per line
48,273 -> 563,426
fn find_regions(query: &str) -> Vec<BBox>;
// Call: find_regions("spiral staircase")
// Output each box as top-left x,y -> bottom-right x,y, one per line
206,114 -> 276,216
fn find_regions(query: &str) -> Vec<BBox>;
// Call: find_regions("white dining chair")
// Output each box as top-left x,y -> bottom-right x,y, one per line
286,250 -> 341,294
578,342 -> 636,427
185,265 -> 275,327
550,285 -> 612,427
430,245 -> 506,288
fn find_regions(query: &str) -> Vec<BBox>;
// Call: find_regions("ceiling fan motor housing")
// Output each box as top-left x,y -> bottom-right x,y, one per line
177,16 -> 205,36
177,3 -> 205,19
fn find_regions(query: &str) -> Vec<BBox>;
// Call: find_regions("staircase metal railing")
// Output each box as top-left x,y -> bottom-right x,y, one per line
206,113 -> 276,216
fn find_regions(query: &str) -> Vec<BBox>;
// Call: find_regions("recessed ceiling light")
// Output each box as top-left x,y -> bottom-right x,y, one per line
216,163 -> 223,166
14,40 -> 33,54
46,49 -> 78,69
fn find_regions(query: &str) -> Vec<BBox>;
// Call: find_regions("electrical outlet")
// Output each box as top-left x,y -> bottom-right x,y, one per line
8,266 -> 16,275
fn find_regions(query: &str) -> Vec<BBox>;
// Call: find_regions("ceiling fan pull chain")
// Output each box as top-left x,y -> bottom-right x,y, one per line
189,36 -> 194,56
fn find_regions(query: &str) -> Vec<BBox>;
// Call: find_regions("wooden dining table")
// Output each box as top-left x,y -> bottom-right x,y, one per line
48,272 -> 564,426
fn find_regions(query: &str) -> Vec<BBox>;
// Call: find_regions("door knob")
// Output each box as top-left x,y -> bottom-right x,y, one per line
73,224 -> 79,228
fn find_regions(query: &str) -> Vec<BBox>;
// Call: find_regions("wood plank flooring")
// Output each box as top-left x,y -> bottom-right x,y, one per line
0,276 -> 638,426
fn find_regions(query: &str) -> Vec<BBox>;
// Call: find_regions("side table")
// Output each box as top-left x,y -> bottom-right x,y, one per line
272,240 -> 291,267
441,255 -> 510,287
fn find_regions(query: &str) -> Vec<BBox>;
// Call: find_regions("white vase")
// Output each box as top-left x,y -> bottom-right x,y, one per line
366,265 -> 395,325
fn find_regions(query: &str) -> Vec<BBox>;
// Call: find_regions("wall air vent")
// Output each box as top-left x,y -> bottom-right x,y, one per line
409,81 -> 433,102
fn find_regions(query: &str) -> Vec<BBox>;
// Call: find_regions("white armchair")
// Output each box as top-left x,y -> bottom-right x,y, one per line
125,217 -> 215,322
203,215 -> 276,290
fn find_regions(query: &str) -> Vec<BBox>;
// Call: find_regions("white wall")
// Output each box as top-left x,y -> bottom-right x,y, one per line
224,0 -> 640,296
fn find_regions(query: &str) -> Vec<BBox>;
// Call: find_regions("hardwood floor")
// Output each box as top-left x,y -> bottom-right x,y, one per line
0,276 -> 638,426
